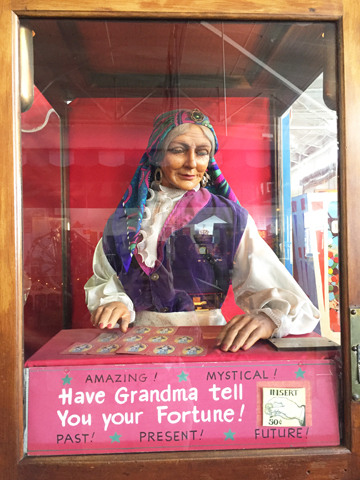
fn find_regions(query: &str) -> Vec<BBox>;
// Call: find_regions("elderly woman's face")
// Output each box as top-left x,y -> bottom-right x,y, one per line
160,124 -> 211,190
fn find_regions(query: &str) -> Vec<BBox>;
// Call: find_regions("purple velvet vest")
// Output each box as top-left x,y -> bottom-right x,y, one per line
102,189 -> 248,313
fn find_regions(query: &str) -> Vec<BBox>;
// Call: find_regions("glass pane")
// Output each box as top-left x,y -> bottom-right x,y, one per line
22,87 -> 64,356
21,19 -> 341,456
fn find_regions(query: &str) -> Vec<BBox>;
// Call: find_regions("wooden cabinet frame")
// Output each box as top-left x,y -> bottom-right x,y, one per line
1,0 -> 359,478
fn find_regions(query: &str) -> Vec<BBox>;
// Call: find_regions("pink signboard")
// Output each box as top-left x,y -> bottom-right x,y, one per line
26,359 -> 339,455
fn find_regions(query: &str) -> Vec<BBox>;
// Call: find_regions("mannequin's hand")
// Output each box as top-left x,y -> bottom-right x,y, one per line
91,301 -> 131,333
215,313 -> 276,351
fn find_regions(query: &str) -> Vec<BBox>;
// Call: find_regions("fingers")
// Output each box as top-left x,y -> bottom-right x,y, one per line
215,315 -> 247,344
216,314 -> 276,352
91,302 -> 131,332
215,315 -> 254,351
119,311 -> 131,333
235,327 -> 264,351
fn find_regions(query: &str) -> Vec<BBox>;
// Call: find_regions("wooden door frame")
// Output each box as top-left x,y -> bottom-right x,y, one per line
1,0 -> 359,478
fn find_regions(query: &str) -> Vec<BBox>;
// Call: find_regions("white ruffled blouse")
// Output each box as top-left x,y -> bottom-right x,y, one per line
85,185 -> 320,337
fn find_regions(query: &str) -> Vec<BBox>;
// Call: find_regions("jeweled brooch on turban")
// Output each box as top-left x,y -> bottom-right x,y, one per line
190,108 -> 205,123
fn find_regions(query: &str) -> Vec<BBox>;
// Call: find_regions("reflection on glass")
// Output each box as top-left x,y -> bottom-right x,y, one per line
21,19 -> 340,455
21,88 -> 63,356
279,73 -> 339,344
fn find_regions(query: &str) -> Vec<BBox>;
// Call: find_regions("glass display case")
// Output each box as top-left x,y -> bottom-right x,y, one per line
3,0 -> 360,478
21,19 -> 341,456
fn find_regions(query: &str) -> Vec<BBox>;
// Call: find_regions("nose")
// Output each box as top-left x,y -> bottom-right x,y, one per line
185,148 -> 197,168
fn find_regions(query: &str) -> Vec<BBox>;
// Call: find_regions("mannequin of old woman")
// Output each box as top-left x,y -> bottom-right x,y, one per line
85,110 -> 320,352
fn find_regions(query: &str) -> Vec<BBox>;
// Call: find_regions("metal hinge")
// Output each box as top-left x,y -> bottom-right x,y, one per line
350,308 -> 360,401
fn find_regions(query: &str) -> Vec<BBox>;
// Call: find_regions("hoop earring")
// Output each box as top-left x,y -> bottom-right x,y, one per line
201,172 -> 210,188
154,167 -> 163,186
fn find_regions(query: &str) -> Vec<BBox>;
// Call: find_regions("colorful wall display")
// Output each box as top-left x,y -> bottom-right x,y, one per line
292,193 -> 340,343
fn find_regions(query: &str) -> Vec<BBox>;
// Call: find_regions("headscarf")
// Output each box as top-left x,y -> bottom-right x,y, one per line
120,108 -> 239,261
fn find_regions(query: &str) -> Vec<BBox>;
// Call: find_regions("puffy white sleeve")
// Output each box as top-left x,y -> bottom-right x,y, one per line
232,215 -> 320,338
84,240 -> 136,324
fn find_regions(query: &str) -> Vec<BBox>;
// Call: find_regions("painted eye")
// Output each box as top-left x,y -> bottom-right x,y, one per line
169,148 -> 184,154
197,150 -> 209,156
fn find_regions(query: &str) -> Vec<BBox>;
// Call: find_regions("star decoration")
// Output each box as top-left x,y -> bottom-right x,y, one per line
177,371 -> 189,382
110,432 -> 122,443
295,367 -> 305,379
224,429 -> 235,441
62,374 -> 72,385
